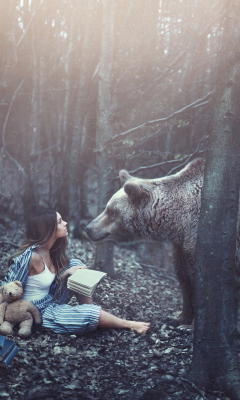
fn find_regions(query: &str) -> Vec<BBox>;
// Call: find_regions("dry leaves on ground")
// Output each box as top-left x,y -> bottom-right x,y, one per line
0,222 -> 231,400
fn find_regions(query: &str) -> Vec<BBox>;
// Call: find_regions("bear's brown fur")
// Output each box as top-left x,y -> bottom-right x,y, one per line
86,158 -> 206,326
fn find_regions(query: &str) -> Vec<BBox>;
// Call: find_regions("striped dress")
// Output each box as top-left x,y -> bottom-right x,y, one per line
2,245 -> 101,334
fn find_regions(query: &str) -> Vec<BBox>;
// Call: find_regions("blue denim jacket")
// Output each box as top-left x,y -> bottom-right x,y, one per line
2,245 -> 84,313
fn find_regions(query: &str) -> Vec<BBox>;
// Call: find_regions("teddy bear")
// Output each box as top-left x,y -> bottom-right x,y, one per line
0,281 -> 42,338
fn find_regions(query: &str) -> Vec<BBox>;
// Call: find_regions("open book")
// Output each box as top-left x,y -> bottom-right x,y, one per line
0,336 -> 18,368
0,338 -> 15,361
0,345 -> 18,368
67,269 -> 107,297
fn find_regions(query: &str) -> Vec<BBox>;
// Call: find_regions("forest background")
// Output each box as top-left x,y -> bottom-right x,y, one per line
1,1 -> 240,398
0,0 -> 216,237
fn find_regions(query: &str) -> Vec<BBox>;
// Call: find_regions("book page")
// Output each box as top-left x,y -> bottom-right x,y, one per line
68,269 -> 107,289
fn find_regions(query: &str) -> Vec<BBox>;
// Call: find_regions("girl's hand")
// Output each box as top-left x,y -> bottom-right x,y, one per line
68,265 -> 88,275
61,265 -> 88,281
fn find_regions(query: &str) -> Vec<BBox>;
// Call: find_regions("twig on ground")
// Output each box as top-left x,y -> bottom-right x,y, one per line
180,378 -> 205,398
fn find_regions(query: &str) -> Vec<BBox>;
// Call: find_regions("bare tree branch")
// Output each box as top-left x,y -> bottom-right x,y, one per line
16,6 -> 37,48
127,135 -> 207,176
102,91 -> 213,150
113,51 -> 186,95
128,156 -> 191,176
1,79 -> 27,179
141,92 -> 212,126
167,135 -> 207,175
1,80 -> 24,150
32,144 -> 59,156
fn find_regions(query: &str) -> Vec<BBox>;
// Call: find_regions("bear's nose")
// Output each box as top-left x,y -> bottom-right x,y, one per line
9,292 -> 12,296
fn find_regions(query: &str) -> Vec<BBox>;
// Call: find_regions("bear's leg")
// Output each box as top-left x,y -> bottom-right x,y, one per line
0,321 -> 14,336
165,245 -> 194,327
18,314 -> 33,338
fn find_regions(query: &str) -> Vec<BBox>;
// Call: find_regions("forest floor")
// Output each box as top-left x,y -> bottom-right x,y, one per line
0,222 -> 232,400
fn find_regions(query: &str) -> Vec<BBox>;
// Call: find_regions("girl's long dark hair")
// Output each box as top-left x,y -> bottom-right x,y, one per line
8,209 -> 69,293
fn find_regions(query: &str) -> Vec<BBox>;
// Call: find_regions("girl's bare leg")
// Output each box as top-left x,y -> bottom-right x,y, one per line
75,293 -> 93,304
98,310 -> 150,334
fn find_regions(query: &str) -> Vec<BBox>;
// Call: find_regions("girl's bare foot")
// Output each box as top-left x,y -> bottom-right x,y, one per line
98,310 -> 150,333
128,321 -> 150,334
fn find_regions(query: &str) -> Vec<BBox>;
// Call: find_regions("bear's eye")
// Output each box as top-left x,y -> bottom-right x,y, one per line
107,208 -> 116,219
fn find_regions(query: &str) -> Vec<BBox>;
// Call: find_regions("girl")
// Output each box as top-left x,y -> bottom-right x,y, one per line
2,209 -> 150,335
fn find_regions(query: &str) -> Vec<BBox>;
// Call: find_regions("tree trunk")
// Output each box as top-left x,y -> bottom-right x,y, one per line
93,0 -> 117,276
66,0 -> 101,231
188,1 -> 240,397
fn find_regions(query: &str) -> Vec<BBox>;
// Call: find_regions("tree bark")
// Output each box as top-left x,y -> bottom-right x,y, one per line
93,0 -> 117,276
188,1 -> 240,397
66,0 -> 101,230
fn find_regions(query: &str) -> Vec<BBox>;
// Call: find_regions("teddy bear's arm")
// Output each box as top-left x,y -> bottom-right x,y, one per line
0,303 -> 8,324
0,293 -> 3,304
27,302 -> 42,324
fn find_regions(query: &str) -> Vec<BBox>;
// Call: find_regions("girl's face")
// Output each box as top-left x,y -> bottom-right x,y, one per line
54,212 -> 68,239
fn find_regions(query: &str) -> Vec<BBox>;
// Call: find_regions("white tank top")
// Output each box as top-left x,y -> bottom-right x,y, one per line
23,260 -> 56,301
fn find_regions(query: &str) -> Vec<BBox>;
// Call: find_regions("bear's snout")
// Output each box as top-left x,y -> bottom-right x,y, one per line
85,223 -> 110,242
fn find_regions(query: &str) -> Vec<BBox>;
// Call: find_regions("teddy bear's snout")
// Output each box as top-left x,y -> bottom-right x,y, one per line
8,292 -> 17,298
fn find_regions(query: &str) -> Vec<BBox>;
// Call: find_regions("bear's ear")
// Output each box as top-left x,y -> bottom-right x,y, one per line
119,170 -> 132,186
14,281 -> 22,288
124,182 -> 146,202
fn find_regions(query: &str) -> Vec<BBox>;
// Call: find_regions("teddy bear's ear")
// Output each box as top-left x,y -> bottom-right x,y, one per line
14,281 -> 22,288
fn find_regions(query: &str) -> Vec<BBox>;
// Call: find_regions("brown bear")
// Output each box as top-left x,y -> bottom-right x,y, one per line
85,158 -> 206,326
